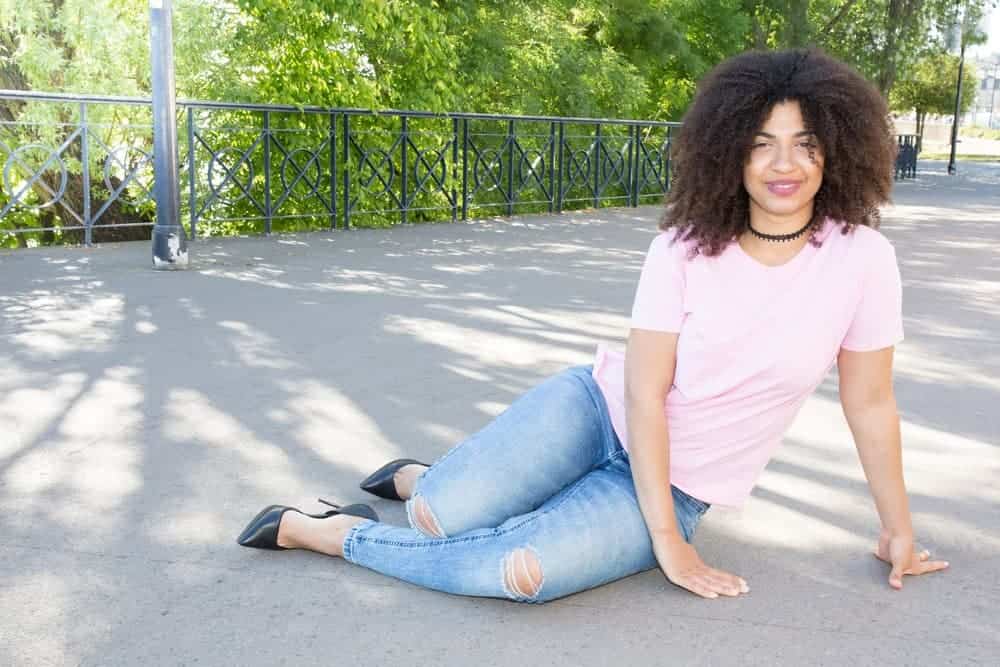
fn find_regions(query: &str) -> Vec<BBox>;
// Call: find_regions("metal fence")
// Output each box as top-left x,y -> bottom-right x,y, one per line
0,90 -> 920,246
894,134 -> 919,179
0,91 -> 678,246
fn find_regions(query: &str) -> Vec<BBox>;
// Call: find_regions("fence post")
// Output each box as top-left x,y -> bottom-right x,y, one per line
624,124 -> 634,208
343,114 -> 351,229
461,118 -> 469,220
329,112 -> 337,229
631,125 -> 641,204
556,122 -> 564,213
664,126 -> 672,193
451,117 -> 458,223
547,121 -> 555,213
80,103 -> 92,246
401,115 -> 409,224
187,106 -> 197,238
149,0 -> 188,268
592,123 -> 601,208
263,110 -> 272,235
506,119 -> 515,216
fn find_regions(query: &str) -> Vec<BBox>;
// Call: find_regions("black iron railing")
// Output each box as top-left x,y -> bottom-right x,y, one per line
0,91 -> 678,246
0,90 -> 920,246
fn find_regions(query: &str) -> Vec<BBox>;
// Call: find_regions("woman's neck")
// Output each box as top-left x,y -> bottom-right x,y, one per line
739,206 -> 816,267
747,203 -> 814,236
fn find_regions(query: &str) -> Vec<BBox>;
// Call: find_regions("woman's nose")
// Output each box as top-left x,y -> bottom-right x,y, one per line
770,143 -> 795,170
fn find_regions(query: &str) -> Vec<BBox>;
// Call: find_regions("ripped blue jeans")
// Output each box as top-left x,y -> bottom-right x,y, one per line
341,365 -> 710,603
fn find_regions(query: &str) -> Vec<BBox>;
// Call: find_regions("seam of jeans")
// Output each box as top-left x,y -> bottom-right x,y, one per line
413,431 -> 464,491
567,365 -> 621,466
415,365 -> 607,495
349,467 -> 596,550
677,488 -> 703,517
341,519 -> 373,563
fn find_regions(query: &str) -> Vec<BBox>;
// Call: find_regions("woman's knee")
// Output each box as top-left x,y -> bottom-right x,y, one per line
501,546 -> 545,603
407,494 -> 447,537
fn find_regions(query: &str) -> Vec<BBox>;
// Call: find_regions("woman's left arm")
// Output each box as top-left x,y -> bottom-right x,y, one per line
837,345 -> 949,589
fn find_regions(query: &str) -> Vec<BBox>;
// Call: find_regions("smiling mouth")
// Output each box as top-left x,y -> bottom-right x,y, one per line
766,181 -> 801,196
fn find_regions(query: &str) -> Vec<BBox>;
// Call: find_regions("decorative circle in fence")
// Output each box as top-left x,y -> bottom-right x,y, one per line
517,149 -> 546,190
2,144 -> 68,209
473,148 -> 504,193
603,148 -> 626,186
413,147 -> 447,195
358,148 -> 394,196
566,149 -> 591,186
279,148 -> 322,202
103,145 -> 154,205
207,147 -> 255,205
638,147 -> 663,185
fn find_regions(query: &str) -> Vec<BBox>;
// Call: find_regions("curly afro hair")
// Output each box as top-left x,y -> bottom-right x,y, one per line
661,48 -> 896,257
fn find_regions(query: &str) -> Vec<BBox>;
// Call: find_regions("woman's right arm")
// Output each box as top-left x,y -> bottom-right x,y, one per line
625,328 -> 749,599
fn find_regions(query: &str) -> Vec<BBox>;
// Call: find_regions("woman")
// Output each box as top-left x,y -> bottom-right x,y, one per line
237,49 -> 949,602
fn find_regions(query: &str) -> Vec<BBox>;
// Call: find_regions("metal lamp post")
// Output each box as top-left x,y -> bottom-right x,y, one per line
149,0 -> 188,268
989,61 -> 999,129
947,1 -> 968,176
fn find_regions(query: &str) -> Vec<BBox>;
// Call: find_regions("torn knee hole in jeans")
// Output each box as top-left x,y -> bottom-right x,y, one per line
409,495 -> 446,538
502,547 -> 543,600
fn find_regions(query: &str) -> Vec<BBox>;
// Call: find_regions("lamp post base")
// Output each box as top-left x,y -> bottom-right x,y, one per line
152,225 -> 189,269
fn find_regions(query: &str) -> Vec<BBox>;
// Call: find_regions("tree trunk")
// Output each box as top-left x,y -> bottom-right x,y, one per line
784,0 -> 810,47
877,0 -> 923,95
916,110 -> 926,152
816,0 -> 861,41
743,1 -> 768,49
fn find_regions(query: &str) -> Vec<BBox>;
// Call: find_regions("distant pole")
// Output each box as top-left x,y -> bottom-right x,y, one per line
947,3 -> 967,176
990,62 -> 999,129
149,0 -> 188,268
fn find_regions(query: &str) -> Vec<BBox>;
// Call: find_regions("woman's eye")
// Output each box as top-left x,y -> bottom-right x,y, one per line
752,143 -> 770,149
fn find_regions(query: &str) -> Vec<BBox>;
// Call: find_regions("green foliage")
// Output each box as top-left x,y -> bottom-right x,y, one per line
891,53 -> 978,116
2,0 -> 997,246
961,126 -> 1000,140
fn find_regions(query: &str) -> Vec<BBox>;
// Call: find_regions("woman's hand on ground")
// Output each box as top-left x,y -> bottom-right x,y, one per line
874,532 -> 949,590
655,536 -> 749,599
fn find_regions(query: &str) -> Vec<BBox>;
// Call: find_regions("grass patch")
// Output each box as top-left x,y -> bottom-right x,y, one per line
920,153 -> 1000,162
960,127 -> 1000,141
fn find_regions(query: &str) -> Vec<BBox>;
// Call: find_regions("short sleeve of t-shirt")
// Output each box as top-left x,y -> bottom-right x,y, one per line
841,235 -> 904,351
630,231 -> 686,332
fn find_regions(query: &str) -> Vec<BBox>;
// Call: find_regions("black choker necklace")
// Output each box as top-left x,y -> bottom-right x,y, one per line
747,220 -> 813,243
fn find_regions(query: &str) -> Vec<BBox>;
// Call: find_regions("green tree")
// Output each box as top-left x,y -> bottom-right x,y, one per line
0,0 -> 157,246
740,0 -> 992,95
3,0 -> 997,247
891,52 -> 978,144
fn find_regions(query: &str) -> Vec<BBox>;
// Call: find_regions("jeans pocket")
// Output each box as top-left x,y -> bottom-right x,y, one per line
672,486 -> 710,517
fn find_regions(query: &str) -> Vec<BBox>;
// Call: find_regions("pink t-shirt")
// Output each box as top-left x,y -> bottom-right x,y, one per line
591,219 -> 904,508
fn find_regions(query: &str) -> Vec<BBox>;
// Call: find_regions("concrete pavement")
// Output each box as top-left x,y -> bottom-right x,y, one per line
1,160 -> 998,666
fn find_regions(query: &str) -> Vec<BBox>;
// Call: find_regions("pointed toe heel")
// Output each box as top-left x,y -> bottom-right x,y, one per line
236,501 -> 379,551
359,458 -> 429,501
236,504 -> 292,550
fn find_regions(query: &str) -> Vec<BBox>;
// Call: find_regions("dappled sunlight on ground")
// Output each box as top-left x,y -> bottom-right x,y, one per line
1,287 -> 124,359
895,341 -> 1000,391
382,314 -> 587,368
276,377 -> 408,476
2,364 -> 144,520
0,163 -> 997,663
0,571 -> 72,665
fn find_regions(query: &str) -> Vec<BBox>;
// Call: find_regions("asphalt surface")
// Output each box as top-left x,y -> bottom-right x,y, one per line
2,160 -> 998,666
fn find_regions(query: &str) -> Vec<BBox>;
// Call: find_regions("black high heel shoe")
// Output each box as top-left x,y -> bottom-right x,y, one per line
236,498 -> 378,550
359,458 -> 429,501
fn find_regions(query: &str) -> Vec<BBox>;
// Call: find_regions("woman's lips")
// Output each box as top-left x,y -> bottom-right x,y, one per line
766,181 -> 801,196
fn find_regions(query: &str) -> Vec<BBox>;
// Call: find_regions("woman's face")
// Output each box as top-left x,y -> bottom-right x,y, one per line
742,100 -> 824,224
